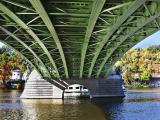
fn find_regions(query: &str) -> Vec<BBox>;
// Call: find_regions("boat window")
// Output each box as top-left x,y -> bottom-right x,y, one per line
76,87 -> 79,89
83,87 -> 87,89
69,87 -> 73,89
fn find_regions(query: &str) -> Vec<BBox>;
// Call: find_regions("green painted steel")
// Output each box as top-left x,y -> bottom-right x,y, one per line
0,0 -> 160,79
88,0 -> 145,78
29,0 -> 69,79
0,26 -> 51,78
79,0 -> 105,79
1,0 -> 35,12
96,12 -> 160,77
0,3 -> 60,78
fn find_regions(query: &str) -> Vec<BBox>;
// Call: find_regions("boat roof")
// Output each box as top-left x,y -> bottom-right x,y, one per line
68,84 -> 84,87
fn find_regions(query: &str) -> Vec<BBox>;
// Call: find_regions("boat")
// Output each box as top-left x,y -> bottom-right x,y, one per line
122,85 -> 127,95
63,84 -> 90,99
6,79 -> 25,90
6,68 -> 25,90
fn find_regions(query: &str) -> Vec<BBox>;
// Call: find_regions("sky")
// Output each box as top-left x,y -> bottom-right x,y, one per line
134,31 -> 160,48
0,31 -> 160,48
0,42 -> 4,48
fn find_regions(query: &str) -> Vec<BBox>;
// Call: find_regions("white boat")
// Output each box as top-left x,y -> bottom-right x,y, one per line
63,84 -> 90,99
122,85 -> 127,95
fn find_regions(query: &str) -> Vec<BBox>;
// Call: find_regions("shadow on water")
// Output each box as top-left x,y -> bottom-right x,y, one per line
91,97 -> 125,120
91,88 -> 160,120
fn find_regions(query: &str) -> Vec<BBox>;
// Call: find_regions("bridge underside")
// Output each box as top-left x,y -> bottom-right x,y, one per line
0,0 -> 160,80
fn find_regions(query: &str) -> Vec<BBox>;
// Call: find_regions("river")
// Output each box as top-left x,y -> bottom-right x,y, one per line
0,88 -> 160,120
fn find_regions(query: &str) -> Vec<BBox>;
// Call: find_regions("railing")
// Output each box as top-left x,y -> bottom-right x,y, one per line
45,78 -> 69,90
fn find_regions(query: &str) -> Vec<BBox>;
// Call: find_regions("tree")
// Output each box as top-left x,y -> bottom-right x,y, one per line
0,46 -> 26,84
115,45 -> 160,85
140,70 -> 151,82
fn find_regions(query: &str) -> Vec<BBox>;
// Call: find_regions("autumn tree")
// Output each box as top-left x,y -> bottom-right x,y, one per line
116,45 -> 160,85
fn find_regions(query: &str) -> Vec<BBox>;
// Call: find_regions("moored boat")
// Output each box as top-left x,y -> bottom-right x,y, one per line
63,84 -> 90,99
6,80 -> 25,90
6,68 -> 25,90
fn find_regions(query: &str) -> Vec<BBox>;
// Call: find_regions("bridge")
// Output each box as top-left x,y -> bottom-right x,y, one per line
0,0 -> 159,98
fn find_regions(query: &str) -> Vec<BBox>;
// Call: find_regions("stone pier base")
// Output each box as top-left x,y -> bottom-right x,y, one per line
20,70 -> 64,99
20,79 -> 64,99
21,70 -> 125,99
67,76 -> 125,98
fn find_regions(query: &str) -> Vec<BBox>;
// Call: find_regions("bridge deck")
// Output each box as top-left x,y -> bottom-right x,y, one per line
0,0 -> 159,79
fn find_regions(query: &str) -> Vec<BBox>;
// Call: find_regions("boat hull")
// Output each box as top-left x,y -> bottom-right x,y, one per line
6,80 -> 25,90
63,92 -> 90,99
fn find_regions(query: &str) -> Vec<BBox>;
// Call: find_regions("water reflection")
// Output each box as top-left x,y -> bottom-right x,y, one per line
0,90 -> 107,120
93,89 -> 160,120
20,99 -> 106,120
0,89 -> 160,120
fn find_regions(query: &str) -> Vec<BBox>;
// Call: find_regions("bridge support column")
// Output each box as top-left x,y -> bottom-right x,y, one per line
67,75 -> 125,98
21,70 -> 125,99
20,70 -> 64,99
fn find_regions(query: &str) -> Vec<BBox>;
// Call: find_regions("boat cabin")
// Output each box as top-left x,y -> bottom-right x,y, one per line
67,84 -> 87,91
64,84 -> 90,98
11,68 -> 22,80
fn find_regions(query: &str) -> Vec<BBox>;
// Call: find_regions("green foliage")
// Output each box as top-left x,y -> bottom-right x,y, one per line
116,45 -> 160,85
0,46 -> 26,83
140,70 -> 151,81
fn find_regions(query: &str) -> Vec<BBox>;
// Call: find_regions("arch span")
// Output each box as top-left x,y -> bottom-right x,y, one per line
0,0 -> 160,80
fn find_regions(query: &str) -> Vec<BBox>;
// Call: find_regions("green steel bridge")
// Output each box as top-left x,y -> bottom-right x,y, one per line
0,0 -> 159,80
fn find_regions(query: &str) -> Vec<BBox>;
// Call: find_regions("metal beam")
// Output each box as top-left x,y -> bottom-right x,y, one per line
1,0 -> 35,12
0,26 -> 51,78
4,16 -> 40,42
104,31 -> 160,77
0,3 -> 60,78
88,0 -> 145,78
143,3 -> 160,28
0,12 -> 90,17
79,0 -> 105,79
29,0 -> 69,79
101,2 -> 132,13
96,11 -> 160,77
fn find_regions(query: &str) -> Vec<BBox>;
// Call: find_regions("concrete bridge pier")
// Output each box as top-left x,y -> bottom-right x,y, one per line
20,70 -> 65,99
21,70 -> 125,99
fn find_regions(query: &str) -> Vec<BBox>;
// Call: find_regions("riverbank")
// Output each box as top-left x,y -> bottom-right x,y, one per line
127,84 -> 150,89
126,79 -> 160,89
127,83 -> 157,89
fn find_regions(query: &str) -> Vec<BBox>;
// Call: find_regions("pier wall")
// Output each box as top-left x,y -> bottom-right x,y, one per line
67,76 -> 124,98
21,70 -> 124,98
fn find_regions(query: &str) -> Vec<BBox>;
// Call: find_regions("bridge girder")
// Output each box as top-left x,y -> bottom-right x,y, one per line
0,26 -> 51,78
96,12 -> 160,77
0,0 -> 160,79
0,3 -> 60,78
79,0 -> 105,79
29,0 -> 69,79
88,0 -> 146,78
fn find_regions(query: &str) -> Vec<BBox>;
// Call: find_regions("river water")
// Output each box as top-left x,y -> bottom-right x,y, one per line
0,88 -> 160,120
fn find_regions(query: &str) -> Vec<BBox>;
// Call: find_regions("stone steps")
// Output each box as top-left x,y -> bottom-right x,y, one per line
21,79 -> 64,98
21,70 -> 66,99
